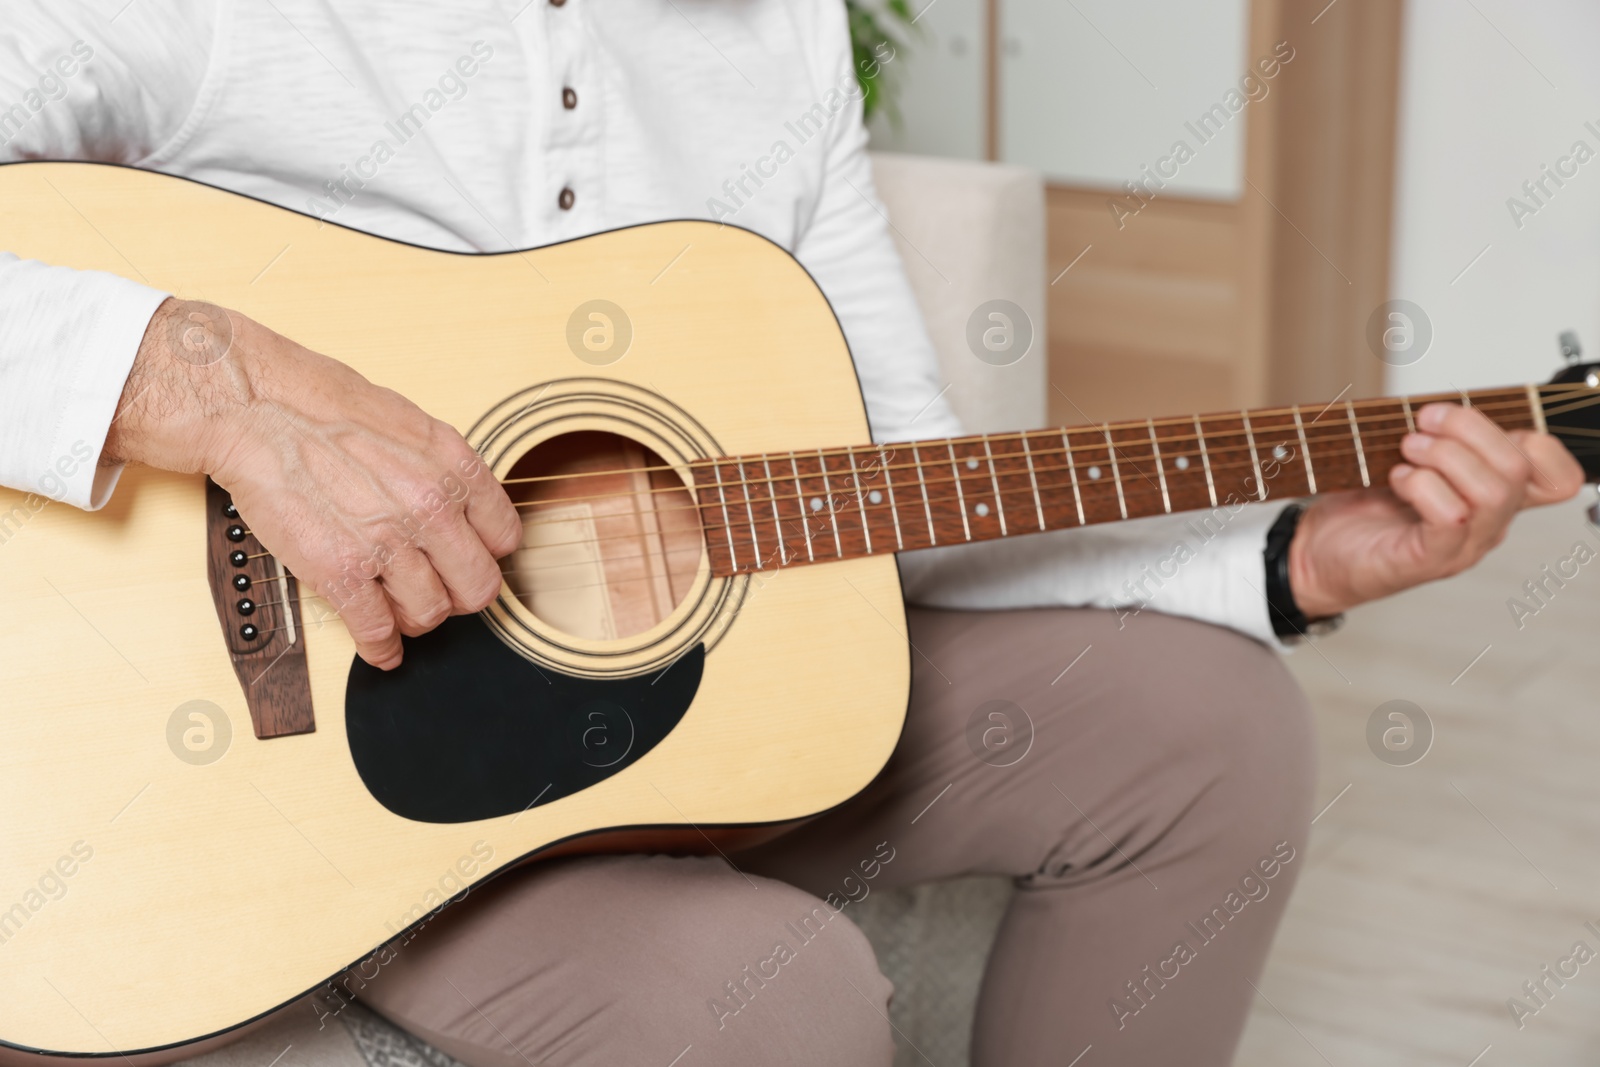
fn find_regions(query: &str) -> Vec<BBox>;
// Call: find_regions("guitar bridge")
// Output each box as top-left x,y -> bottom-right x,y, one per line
204,478 -> 316,738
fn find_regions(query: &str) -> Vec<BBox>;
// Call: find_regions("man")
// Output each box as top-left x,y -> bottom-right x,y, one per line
0,4 -> 1581,1065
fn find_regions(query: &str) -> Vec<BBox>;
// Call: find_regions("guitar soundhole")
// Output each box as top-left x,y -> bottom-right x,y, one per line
501,431 -> 704,641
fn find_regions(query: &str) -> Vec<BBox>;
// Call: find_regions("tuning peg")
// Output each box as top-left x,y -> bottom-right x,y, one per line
1560,330 -> 1583,364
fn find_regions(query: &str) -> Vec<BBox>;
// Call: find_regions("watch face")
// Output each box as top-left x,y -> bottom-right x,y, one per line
1305,614 -> 1345,638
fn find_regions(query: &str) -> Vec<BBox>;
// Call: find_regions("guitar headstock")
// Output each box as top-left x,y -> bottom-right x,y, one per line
1542,356 -> 1600,482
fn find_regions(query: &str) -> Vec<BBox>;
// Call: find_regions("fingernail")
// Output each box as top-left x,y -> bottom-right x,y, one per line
1407,433 -> 1434,452
1392,463 -> 1413,479
1418,404 -> 1447,430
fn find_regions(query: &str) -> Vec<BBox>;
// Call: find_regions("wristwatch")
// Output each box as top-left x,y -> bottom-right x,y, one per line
1263,503 -> 1344,642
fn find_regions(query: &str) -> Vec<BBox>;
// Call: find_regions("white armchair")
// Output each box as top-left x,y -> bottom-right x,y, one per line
867,151 -> 1048,436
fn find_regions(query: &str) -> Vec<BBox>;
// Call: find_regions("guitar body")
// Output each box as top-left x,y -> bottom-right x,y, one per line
0,164 -> 909,1057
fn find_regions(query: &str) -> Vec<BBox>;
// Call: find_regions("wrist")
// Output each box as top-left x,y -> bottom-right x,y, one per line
104,299 -> 265,476
1284,502 -> 1347,620
1265,503 -> 1346,640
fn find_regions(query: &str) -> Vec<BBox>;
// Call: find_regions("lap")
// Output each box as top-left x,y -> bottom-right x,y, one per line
357,854 -> 892,1067
740,605 -> 1314,896
359,607 -> 1313,1067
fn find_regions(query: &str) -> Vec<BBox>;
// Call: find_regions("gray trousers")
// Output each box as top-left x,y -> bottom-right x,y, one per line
360,606 -> 1316,1066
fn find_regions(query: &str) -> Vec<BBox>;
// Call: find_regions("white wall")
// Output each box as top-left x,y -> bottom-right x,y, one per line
866,0 -> 986,161
869,0 -> 1252,200
998,0 -> 1249,198
1389,0 -> 1600,394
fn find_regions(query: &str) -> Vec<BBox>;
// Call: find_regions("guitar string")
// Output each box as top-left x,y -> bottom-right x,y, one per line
234,410 -> 1597,634
221,389 -> 1600,616
503,392 -> 1558,500
220,392 -> 1586,535
230,411 -> 1555,554
480,396 -> 1559,518
483,405 -> 1558,531
523,406 -> 1576,553
227,413 -> 1558,600
493,386 -> 1576,488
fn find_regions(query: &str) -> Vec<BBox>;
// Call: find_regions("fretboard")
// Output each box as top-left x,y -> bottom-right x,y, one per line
689,385 -> 1552,577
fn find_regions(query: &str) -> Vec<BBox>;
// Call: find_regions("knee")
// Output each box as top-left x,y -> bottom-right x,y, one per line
1122,617 -> 1317,846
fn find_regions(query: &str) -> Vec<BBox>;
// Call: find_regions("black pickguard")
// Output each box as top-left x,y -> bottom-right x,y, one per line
345,615 -> 702,823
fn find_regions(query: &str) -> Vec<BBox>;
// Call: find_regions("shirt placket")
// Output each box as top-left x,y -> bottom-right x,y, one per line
541,0 -> 601,238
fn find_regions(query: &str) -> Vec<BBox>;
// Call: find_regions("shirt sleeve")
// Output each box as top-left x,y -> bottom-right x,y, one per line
0,2 -> 217,509
789,4 -> 1284,648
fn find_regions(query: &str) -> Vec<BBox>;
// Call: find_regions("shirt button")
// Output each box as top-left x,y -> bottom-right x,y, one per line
558,187 -> 575,210
562,87 -> 578,109
549,0 -> 566,6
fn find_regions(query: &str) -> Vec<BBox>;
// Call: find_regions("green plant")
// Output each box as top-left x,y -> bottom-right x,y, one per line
846,0 -> 917,124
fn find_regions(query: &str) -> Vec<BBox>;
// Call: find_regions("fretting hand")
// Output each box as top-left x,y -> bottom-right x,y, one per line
1288,401 -> 1585,618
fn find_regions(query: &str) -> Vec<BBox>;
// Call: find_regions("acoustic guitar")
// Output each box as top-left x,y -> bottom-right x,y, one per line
1,162 -> 1597,1059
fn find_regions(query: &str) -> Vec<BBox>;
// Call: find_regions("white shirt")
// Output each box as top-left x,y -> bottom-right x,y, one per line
0,0 -> 1284,644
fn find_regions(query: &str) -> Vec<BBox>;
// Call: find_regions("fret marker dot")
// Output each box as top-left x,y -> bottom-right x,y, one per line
868,490 -> 883,504
1175,455 -> 1190,470
1272,444 -> 1289,461
974,502 -> 990,517
966,458 -> 980,470
809,497 -> 823,512
1088,466 -> 1102,480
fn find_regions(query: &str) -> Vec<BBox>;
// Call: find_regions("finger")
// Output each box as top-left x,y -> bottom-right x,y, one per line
1416,403 -> 1529,484
418,510 -> 507,613
1400,431 -> 1519,522
323,570 -> 404,670
376,545 -> 454,637
1509,430 -> 1588,505
454,442 -> 523,559
1388,463 -> 1472,557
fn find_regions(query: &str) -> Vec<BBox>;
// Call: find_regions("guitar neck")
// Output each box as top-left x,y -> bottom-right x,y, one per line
690,385 -> 1552,576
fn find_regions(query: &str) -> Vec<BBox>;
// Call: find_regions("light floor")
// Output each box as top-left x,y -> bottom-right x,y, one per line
1235,497 -> 1600,1067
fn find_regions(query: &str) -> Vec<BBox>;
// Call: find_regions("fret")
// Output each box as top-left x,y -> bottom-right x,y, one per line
1401,396 -> 1416,434
714,464 -> 741,570
945,442 -> 973,541
1244,408 -> 1313,498
1345,402 -> 1370,487
1146,418 -> 1172,513
1194,415 -> 1217,507
1060,429 -> 1086,525
1353,401 -> 1411,485
845,446 -> 872,555
878,445 -> 905,551
912,444 -> 937,545
981,436 -> 1010,537
1291,407 -> 1316,494
1152,417 -> 1211,513
1528,383 -> 1548,433
950,437 -> 1008,533
1102,424 -> 1128,519
1106,421 -> 1167,519
1240,411 -> 1267,502
815,448 -> 843,557
1020,433 -> 1047,530
1192,414 -> 1253,506
735,461 -> 767,569
1066,426 -> 1109,520
1460,392 -> 1472,409
788,453 -> 815,562
759,455 -> 788,564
